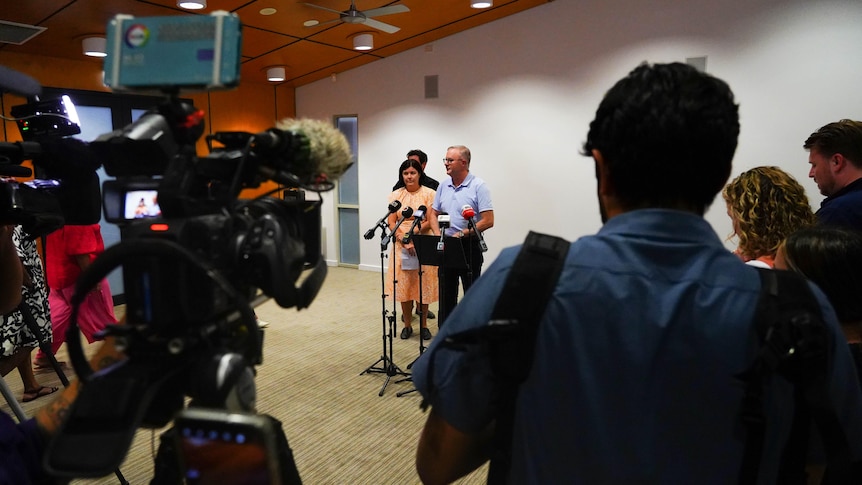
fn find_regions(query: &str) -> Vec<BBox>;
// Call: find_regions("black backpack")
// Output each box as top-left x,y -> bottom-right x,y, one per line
737,268 -> 860,485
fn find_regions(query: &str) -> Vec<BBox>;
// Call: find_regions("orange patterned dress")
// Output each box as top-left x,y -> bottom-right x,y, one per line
385,186 -> 438,303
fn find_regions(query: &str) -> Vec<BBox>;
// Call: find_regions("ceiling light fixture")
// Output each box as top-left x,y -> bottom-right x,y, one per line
471,0 -> 493,8
267,66 -> 286,82
82,36 -> 107,57
353,33 -> 374,51
177,0 -> 206,10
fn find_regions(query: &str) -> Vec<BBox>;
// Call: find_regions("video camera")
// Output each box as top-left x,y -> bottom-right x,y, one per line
29,11 -> 352,483
0,93 -> 92,238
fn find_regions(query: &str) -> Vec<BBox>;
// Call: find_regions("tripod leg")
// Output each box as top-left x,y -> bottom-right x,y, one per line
396,387 -> 418,397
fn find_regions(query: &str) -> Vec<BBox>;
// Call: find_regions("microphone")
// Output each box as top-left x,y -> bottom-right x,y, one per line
461,205 -> 476,219
251,118 -> 354,189
382,206 -> 413,247
364,200 -> 401,240
461,205 -> 488,252
402,205 -> 427,244
0,65 -> 42,98
437,213 -> 450,251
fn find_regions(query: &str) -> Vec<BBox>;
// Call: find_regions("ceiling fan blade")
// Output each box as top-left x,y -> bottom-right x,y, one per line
305,18 -> 342,28
363,5 -> 410,18
363,17 -> 401,34
301,2 -> 344,15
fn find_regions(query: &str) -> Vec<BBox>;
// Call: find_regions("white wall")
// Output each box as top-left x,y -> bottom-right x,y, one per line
297,0 -> 862,272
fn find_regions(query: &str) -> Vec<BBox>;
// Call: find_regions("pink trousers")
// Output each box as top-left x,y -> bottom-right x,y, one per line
35,279 -> 117,358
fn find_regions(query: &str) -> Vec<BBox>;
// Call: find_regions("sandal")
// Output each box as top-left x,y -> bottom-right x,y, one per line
23,385 -> 59,403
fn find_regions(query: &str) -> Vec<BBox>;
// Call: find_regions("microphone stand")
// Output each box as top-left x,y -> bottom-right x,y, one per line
436,218 -> 450,324
360,221 -> 408,396
467,217 -> 488,253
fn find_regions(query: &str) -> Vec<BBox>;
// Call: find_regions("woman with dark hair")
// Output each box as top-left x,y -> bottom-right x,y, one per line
775,226 -> 862,366
386,159 -> 437,340
723,166 -> 817,267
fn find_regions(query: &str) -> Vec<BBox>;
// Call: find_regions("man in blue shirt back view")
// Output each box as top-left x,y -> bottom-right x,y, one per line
412,62 -> 862,484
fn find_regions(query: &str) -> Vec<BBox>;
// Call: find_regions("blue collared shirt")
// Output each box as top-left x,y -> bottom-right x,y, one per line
432,172 -> 493,236
414,209 -> 862,484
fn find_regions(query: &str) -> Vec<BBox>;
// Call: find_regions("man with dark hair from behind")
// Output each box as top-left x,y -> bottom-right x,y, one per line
804,119 -> 862,231
411,62 -> 862,484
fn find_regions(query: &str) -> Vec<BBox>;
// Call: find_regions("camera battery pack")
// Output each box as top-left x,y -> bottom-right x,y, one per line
103,11 -> 241,92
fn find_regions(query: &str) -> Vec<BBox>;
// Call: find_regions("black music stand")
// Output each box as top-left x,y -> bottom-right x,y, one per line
395,234 -> 468,397
422,235 -> 469,324
395,235 -> 441,396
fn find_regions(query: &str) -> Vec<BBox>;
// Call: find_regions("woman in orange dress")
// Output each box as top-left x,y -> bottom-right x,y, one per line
386,159 -> 438,340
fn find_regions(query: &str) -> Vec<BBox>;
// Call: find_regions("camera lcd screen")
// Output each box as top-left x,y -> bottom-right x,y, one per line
176,419 -> 277,485
124,190 -> 161,219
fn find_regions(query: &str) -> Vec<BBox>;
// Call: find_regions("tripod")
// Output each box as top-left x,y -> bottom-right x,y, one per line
360,223 -> 408,396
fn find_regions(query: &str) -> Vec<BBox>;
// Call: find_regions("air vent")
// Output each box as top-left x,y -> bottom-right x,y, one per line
0,20 -> 46,45
425,75 -> 438,99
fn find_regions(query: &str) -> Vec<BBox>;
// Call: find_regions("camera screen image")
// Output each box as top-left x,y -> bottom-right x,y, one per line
175,415 -> 278,485
124,189 -> 161,219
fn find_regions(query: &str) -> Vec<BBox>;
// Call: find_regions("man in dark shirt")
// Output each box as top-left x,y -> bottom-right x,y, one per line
804,119 -> 862,231
392,149 -> 439,191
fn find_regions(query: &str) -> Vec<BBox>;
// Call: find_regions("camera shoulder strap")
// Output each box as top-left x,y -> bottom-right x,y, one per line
485,230 -> 570,485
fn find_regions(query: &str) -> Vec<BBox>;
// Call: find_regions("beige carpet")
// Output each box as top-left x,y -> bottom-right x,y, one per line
1,266 -> 488,484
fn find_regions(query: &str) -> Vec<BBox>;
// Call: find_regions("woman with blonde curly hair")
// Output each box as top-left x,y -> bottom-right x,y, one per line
723,166 -> 816,267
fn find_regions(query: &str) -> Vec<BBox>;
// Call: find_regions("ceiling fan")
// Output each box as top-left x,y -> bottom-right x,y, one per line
302,1 -> 410,34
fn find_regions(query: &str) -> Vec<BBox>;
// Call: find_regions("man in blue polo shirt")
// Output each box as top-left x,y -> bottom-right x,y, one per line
805,119 -> 862,231
412,63 -> 862,484
429,145 -> 493,324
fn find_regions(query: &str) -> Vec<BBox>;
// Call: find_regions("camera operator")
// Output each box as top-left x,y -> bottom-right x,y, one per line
0,225 -> 125,482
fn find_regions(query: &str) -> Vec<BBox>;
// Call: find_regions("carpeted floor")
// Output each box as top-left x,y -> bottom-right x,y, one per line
1,266 -> 488,484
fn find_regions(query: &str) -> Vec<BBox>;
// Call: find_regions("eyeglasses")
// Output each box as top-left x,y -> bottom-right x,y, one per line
443,158 -> 462,164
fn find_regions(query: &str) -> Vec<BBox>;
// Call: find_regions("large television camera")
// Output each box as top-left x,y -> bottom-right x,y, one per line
20,11 -> 354,483
0,93 -> 95,238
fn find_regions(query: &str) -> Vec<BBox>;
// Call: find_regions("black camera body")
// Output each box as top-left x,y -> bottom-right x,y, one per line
0,95 -> 92,237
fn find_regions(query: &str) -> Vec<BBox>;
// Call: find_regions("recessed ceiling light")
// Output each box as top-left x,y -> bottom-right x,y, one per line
303,19 -> 319,27
260,8 -> 277,16
82,36 -> 107,57
177,0 -> 206,10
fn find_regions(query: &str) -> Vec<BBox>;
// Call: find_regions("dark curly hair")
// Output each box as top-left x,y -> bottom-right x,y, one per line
582,62 -> 739,214
723,166 -> 816,261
